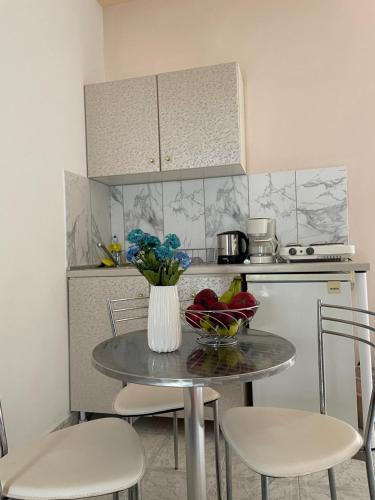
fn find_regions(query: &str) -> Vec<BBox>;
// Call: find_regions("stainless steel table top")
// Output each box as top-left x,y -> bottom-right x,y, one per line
92,329 -> 296,387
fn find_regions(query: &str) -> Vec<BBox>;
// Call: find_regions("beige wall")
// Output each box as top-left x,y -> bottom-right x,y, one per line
0,0 -> 104,447
103,0 -> 375,306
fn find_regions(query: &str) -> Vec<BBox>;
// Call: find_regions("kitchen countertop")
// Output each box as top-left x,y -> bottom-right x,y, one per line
67,261 -> 369,278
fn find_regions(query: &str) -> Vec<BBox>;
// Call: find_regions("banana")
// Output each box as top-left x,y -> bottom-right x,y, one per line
219,277 -> 242,304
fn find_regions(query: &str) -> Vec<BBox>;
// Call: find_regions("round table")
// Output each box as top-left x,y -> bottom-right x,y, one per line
92,328 -> 296,500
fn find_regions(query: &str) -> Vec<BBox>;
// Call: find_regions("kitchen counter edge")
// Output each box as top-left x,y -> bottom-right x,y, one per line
67,261 -> 369,278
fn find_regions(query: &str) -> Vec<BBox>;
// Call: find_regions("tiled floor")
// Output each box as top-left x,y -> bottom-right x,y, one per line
126,416 -> 370,500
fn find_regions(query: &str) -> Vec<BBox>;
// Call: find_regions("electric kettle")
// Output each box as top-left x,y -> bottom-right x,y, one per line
216,231 -> 249,264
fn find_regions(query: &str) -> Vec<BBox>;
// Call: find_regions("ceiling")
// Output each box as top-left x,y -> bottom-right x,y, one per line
97,0 -> 130,6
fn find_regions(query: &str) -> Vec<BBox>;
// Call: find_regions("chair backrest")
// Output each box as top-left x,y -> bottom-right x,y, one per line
107,295 -> 149,337
0,400 -> 8,458
318,299 -> 375,450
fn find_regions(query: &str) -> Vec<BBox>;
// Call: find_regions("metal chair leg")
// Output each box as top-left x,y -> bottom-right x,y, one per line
328,468 -> 337,500
128,482 -> 141,500
225,441 -> 233,500
173,411 -> 179,470
261,475 -> 269,500
213,399 -> 222,500
365,447 -> 375,500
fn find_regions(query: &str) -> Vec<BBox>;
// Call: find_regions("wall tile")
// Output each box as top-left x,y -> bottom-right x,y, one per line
90,180 -> 111,264
110,186 -> 125,248
296,166 -> 348,244
249,171 -> 297,246
163,179 -> 205,250
64,171 -> 91,267
204,175 -> 249,249
123,183 -> 163,247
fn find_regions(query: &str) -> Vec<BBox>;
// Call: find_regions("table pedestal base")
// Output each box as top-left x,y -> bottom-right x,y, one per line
184,387 -> 206,500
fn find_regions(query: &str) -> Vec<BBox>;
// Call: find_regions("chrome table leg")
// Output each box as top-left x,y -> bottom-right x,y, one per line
184,386 -> 206,500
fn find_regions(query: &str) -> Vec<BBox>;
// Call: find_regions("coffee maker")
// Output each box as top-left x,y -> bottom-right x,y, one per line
247,218 -> 279,263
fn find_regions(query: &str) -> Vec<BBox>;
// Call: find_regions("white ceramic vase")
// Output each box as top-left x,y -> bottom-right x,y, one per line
147,285 -> 182,353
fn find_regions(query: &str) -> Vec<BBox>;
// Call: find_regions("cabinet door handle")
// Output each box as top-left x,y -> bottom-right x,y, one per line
149,158 -> 155,164
165,155 -> 171,162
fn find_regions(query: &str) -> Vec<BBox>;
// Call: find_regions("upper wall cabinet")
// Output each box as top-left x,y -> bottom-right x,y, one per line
85,76 -> 160,177
85,63 -> 246,185
158,63 -> 245,173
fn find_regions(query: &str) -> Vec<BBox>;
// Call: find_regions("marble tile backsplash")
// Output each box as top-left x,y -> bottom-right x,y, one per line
296,166 -> 348,245
110,166 -> 349,257
64,171 -> 111,267
64,166 -> 348,267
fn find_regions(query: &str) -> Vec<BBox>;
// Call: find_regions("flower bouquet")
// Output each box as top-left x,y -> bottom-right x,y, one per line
126,229 -> 191,353
126,229 -> 191,286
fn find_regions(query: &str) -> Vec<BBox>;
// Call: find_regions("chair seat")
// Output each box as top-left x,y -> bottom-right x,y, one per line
114,384 -> 220,416
221,407 -> 363,478
0,417 -> 145,500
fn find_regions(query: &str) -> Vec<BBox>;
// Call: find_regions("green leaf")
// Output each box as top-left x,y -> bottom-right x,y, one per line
171,260 -> 179,274
147,251 -> 160,271
143,270 -> 160,285
168,270 -> 183,286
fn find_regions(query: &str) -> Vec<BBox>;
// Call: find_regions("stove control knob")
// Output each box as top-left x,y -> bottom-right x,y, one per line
289,247 -> 297,256
306,246 -> 315,255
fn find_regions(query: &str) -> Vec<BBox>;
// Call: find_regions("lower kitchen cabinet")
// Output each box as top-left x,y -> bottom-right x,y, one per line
69,275 -> 148,414
68,272 -> 244,419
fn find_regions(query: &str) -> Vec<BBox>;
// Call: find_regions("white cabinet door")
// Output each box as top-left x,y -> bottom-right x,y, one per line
158,63 -> 246,173
85,76 -> 160,178
249,279 -> 357,427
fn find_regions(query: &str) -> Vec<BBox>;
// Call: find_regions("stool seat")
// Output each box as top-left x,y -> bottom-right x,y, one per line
221,407 -> 363,478
0,418 -> 145,499
114,384 -> 220,415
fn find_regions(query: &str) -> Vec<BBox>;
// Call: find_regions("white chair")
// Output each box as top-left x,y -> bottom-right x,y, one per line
221,300 -> 375,500
0,401 -> 144,500
107,296 -> 223,500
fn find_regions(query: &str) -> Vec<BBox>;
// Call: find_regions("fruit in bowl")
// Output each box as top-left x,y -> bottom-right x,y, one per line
182,278 -> 259,345
185,304 -> 205,328
229,291 -> 257,319
194,288 -> 218,309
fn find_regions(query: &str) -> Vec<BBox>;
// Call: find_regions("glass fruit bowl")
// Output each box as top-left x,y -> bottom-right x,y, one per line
181,301 -> 259,346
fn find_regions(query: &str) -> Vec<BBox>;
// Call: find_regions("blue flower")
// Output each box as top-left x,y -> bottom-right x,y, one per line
155,245 -> 174,260
127,228 -> 144,245
143,235 -> 161,248
175,251 -> 191,270
164,233 -> 181,249
126,245 -> 140,262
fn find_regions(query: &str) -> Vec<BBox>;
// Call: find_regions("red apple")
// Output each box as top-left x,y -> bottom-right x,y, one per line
185,304 -> 205,328
194,289 -> 218,309
229,292 -> 257,319
209,301 -> 233,327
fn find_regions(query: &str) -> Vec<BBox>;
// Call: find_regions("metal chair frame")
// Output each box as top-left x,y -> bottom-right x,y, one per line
107,296 -> 223,500
0,400 -> 141,500
224,299 -> 375,500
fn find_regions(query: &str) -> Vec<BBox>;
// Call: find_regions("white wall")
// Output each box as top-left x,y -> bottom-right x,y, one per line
103,0 -> 375,308
0,0 -> 104,447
